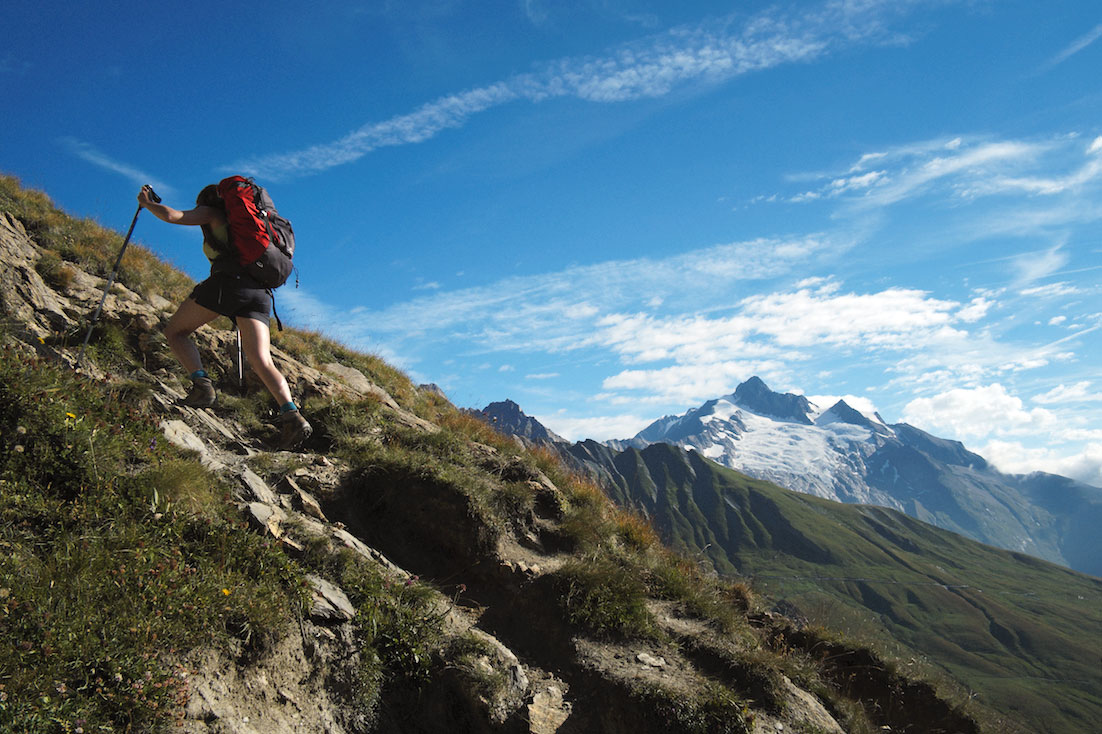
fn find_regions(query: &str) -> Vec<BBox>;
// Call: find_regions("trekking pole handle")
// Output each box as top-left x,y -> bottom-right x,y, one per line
141,185 -> 162,204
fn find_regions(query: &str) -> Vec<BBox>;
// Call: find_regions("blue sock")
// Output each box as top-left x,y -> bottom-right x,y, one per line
280,401 -> 298,414
190,369 -> 208,380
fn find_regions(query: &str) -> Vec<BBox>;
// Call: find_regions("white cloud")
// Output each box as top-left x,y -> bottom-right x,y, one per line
902,384 -> 1058,440
602,361 -> 787,406
543,413 -> 654,442
591,279 -> 1025,408
739,283 -> 963,349
854,140 -> 1042,208
521,0 -> 549,26
1011,246 -> 1069,286
957,296 -> 994,322
526,372 -> 560,380
301,233 -> 850,354
784,133 -> 1102,221
1045,23 -> 1102,69
831,169 -> 887,192
807,393 -> 881,417
1020,281 -> 1081,298
1033,381 -> 1102,404
887,328 -> 1074,391
232,84 -> 520,179
596,282 -> 970,369
979,152 -> 1102,197
980,439 -> 1102,488
60,137 -> 174,196
564,303 -> 600,319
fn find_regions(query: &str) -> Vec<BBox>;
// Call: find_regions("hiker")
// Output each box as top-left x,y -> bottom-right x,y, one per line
137,184 -> 312,450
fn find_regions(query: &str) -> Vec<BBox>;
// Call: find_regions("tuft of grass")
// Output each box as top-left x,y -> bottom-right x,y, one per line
80,321 -> 137,372
441,632 -> 509,703
34,251 -> 76,291
530,447 -> 760,636
629,680 -> 753,734
434,411 -> 519,455
555,555 -> 658,640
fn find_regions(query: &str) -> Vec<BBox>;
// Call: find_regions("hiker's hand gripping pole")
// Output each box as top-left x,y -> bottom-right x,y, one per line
77,185 -> 161,368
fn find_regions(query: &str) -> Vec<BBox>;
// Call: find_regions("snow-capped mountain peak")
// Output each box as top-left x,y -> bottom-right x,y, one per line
610,376 -> 916,506
730,376 -> 816,425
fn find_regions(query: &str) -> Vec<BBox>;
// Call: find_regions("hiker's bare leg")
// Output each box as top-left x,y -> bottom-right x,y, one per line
236,316 -> 293,405
165,298 -> 219,373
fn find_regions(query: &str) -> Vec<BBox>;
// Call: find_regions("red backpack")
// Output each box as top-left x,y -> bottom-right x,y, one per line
217,175 -> 295,289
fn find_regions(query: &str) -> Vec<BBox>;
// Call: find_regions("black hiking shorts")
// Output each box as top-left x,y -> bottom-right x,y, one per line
190,271 -> 272,323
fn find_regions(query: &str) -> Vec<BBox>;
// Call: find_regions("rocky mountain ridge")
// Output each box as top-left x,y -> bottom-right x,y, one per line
467,399 -> 568,447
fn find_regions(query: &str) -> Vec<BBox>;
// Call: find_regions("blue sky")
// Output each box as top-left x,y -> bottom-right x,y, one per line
3,0 -> 1101,486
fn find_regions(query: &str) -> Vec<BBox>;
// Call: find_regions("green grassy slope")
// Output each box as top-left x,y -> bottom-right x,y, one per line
583,441 -> 1102,734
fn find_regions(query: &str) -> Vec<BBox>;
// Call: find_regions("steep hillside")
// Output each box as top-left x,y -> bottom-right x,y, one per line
0,175 -> 986,733
564,440 -> 1102,734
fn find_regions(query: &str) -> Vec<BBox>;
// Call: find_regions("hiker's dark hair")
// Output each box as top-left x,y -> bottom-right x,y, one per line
196,184 -> 223,208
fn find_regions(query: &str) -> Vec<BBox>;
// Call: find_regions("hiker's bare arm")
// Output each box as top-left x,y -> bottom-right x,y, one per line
138,190 -> 220,226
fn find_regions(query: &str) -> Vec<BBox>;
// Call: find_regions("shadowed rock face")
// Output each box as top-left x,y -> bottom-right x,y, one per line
472,399 -> 568,445
732,376 -> 815,424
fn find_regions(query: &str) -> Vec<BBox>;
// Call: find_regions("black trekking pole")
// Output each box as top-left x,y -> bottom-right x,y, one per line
77,185 -> 160,368
236,327 -> 245,389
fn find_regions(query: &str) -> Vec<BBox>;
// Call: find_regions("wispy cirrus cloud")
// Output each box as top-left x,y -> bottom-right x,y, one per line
1044,22 -> 1102,69
278,232 -> 853,364
231,0 -> 954,179
1033,381 -> 1102,404
783,133 -> 1102,209
594,279 -> 994,405
60,137 -> 174,196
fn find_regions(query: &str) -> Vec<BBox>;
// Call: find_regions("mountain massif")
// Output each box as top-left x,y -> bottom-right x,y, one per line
606,376 -> 1102,577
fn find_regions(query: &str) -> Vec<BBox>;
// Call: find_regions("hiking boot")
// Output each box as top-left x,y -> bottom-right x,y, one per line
278,409 -> 313,450
180,377 -> 216,408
